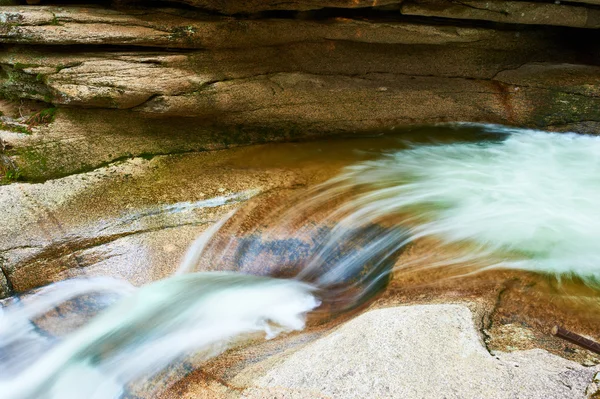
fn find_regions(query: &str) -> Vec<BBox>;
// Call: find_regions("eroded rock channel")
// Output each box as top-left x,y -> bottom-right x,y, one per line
2,1 -> 600,398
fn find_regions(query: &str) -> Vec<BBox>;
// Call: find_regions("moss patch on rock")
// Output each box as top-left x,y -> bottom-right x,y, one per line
531,89 -> 600,128
0,65 -> 54,104
0,138 -> 20,185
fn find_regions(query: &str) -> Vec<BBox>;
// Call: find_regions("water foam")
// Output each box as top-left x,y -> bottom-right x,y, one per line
322,129 -> 600,280
0,272 -> 318,399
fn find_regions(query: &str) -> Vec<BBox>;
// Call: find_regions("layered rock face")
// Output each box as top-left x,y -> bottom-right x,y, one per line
1,0 -> 600,181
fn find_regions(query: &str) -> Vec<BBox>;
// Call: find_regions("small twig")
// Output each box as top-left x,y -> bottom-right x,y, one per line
18,100 -> 25,119
552,325 -> 600,355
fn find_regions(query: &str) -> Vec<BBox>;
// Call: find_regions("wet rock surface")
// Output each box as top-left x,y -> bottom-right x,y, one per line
2,133 -> 600,398
1,132 -> 412,296
0,147 -> 307,295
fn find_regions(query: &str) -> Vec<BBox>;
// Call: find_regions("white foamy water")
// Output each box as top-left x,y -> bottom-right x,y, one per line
0,272 -> 318,399
310,129 -> 600,280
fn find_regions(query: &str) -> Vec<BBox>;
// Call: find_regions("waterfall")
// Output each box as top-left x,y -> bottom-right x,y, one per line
2,125 -> 599,397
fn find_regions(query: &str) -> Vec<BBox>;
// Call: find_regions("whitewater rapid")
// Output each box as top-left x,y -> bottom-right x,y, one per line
0,273 -> 318,399
316,128 -> 600,280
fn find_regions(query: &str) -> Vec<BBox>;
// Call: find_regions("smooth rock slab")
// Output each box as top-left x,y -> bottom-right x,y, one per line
0,149 -> 303,296
244,305 -> 598,398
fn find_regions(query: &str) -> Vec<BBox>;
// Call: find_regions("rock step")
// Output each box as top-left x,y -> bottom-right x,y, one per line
2,42 -> 599,125
124,0 -> 600,16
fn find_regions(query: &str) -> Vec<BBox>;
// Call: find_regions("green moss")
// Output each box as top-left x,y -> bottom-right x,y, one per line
0,151 -> 21,185
0,121 -> 30,134
50,13 -> 59,26
1,66 -> 53,103
1,168 -> 21,184
14,147 -> 50,179
40,107 -> 58,121
169,25 -> 197,40
13,63 -> 33,71
532,89 -> 600,127
25,107 -> 58,127
139,153 -> 157,160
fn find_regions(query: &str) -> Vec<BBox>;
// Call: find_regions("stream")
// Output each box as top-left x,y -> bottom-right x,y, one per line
1,124 -> 599,398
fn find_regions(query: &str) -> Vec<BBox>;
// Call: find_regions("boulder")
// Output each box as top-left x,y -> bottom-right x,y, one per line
241,305 -> 600,398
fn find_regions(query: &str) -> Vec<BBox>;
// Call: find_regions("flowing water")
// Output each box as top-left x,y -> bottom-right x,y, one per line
1,124 -> 600,398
